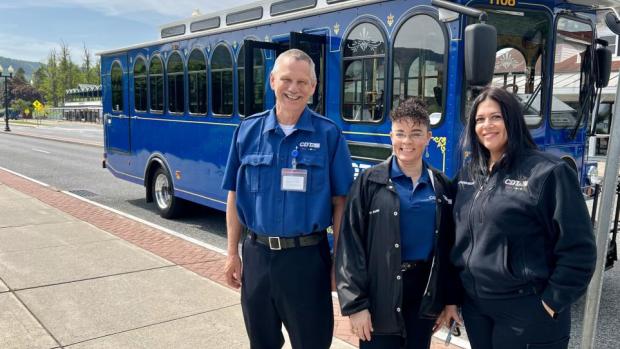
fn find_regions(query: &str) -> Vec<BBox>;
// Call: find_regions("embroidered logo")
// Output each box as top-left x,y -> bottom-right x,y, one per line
504,178 -> 528,191
369,209 -> 380,215
299,142 -> 321,149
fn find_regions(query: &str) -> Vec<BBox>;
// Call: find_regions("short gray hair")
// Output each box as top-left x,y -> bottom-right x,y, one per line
271,49 -> 317,84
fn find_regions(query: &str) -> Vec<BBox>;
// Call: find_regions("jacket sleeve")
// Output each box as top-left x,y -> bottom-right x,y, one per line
335,173 -> 371,316
539,163 -> 597,313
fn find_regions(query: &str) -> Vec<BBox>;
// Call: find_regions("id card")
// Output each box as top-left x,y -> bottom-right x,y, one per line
281,168 -> 307,192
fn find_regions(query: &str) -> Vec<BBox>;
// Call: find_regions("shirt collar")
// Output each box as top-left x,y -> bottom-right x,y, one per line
390,159 -> 430,184
263,107 -> 315,134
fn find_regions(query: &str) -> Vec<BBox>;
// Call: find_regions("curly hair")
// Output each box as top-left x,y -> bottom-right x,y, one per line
390,97 -> 430,129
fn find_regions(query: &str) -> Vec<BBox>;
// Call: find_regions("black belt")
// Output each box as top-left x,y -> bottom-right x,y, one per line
401,260 -> 430,271
248,230 -> 326,250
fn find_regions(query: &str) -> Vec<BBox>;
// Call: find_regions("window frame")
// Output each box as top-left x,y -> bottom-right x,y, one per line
549,14 -> 595,130
133,56 -> 148,113
236,39 -> 266,118
148,54 -> 165,114
210,43 -> 235,117
166,51 -> 186,115
110,61 -> 124,113
340,19 -> 389,124
187,47 -> 208,116
390,11 -> 449,128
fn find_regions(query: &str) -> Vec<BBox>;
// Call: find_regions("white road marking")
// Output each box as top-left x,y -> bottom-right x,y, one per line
0,165 -> 226,255
31,148 -> 51,154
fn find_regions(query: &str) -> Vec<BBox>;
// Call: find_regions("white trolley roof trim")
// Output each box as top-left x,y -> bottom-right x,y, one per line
98,0 -> 381,56
98,0 -> 620,57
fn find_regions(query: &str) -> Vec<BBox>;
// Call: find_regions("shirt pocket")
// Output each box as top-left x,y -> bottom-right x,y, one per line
241,154 -> 273,193
296,153 -> 325,192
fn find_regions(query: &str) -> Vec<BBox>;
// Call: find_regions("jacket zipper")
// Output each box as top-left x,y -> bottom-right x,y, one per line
465,175 -> 490,297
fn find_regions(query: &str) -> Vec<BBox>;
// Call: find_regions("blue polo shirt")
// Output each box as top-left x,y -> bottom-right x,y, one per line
390,159 -> 436,261
222,107 -> 353,237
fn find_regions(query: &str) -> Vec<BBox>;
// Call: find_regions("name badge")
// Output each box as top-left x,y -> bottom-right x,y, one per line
281,168 -> 307,192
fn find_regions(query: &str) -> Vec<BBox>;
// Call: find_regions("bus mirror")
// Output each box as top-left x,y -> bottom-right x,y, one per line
596,47 -> 612,88
605,11 -> 620,35
464,23 -> 497,86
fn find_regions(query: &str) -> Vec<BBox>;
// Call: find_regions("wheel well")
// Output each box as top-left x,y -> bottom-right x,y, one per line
145,159 -> 165,203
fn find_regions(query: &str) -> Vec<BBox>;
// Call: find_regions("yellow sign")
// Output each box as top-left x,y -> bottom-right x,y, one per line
33,100 -> 44,112
24,108 -> 30,115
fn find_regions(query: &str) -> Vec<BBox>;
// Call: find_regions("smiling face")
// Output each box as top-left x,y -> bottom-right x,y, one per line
269,56 -> 316,119
390,119 -> 432,167
474,98 -> 508,162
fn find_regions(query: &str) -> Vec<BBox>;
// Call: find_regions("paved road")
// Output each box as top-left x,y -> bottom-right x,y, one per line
0,132 -> 228,250
0,128 -> 619,348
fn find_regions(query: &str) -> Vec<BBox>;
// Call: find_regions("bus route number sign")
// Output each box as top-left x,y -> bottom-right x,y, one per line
490,0 -> 516,6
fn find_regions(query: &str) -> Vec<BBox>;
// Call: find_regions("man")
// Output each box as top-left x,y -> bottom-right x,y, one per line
222,49 -> 353,349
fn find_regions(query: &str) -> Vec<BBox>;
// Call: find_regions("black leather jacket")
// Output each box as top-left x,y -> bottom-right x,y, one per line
336,157 -> 461,335
452,149 -> 596,313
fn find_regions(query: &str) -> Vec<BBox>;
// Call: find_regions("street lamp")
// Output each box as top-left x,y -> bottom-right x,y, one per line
0,64 -> 14,132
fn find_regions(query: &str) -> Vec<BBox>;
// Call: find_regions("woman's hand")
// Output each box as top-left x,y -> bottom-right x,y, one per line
349,309 -> 374,341
433,305 -> 462,333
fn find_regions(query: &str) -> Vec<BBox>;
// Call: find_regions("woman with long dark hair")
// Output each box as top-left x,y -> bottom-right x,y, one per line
449,87 -> 596,349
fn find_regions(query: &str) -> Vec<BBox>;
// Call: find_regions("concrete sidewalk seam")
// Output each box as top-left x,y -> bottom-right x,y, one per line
10,264 -> 184,293
10,290 -> 65,348
60,303 -> 241,348
0,237 -> 120,256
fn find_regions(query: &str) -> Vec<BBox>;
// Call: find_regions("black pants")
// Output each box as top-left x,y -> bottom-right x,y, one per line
240,235 -> 333,349
462,294 -> 570,349
359,262 -> 435,349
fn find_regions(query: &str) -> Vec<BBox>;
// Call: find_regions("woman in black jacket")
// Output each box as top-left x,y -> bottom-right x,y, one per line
451,87 -> 596,349
336,98 -> 460,349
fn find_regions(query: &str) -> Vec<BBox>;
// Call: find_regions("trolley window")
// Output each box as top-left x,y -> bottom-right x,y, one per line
550,17 -> 593,129
392,14 -> 446,126
134,58 -> 147,112
167,52 -> 185,113
342,22 -> 386,122
111,62 -> 123,112
211,45 -> 234,116
237,45 -> 265,117
188,49 -> 207,115
149,56 -> 164,112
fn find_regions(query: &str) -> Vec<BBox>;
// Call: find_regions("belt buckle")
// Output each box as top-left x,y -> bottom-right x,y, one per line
268,237 -> 282,250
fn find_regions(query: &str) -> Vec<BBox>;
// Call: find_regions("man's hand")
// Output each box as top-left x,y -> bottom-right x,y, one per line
225,254 -> 242,288
349,309 -> 373,341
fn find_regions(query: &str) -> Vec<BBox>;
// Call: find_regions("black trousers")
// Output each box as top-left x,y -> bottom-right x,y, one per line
359,262 -> 435,349
240,235 -> 333,349
462,294 -> 570,349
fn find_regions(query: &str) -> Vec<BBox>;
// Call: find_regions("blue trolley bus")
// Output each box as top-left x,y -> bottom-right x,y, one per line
100,0 -> 615,218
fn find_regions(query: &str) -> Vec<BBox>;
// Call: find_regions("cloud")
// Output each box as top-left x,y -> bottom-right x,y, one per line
0,33 -> 99,64
0,0 -> 255,20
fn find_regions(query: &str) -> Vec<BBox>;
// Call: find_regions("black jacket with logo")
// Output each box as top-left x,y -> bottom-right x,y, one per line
452,149 -> 596,313
336,157 -> 462,335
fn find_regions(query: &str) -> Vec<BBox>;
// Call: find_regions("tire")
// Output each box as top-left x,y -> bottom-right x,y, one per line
151,167 -> 182,218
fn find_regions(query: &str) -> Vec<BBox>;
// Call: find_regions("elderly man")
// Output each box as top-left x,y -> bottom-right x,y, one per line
222,49 -> 353,349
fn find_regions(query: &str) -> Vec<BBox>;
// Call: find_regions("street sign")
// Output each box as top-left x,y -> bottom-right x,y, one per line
33,100 -> 44,112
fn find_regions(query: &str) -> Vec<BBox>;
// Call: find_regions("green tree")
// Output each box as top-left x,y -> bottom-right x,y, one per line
10,99 -> 31,117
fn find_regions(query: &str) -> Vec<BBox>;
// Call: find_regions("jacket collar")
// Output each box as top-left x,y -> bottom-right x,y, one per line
369,156 -> 438,191
262,107 -> 315,135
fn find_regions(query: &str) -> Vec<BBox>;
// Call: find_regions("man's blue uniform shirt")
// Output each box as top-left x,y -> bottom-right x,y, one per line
390,159 -> 437,261
222,107 -> 353,237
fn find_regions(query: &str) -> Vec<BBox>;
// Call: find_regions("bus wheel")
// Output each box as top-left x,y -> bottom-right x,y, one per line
152,167 -> 182,218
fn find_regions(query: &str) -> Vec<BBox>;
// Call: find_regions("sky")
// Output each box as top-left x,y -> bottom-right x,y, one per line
0,0 -> 255,64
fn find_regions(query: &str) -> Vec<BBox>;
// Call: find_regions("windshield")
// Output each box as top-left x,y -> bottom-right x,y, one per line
466,8 -> 550,127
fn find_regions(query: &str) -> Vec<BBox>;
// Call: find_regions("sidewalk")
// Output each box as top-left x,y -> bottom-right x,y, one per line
0,168 -> 462,348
